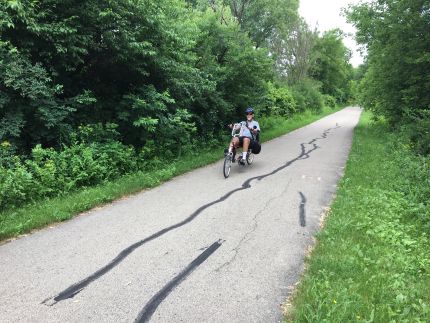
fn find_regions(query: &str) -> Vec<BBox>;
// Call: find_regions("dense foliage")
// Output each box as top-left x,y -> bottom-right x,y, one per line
348,0 -> 430,155
1,0 -> 274,152
0,0 -> 354,210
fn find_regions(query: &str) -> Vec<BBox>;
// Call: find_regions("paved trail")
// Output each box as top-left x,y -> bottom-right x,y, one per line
0,107 -> 362,323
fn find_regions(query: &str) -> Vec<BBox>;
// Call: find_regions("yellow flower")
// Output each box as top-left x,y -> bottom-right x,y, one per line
333,300 -> 337,304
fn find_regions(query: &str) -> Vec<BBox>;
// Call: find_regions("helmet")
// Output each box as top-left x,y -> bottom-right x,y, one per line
245,107 -> 254,114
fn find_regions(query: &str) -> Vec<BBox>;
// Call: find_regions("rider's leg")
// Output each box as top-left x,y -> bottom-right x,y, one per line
242,138 -> 250,159
230,137 -> 239,152
229,137 -> 239,162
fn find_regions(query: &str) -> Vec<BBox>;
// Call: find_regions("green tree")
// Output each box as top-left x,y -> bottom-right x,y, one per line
192,6 -> 273,129
269,19 -> 317,84
1,0 -> 205,150
226,0 -> 300,49
348,0 -> 430,124
309,29 -> 353,103
1,0 -> 279,154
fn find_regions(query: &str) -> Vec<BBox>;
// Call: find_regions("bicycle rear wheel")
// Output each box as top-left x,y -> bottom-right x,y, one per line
223,155 -> 232,178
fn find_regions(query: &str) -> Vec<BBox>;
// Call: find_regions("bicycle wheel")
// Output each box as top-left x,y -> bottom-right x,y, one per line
223,155 -> 232,178
246,152 -> 254,165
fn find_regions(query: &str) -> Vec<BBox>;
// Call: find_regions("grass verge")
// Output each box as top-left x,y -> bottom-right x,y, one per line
286,112 -> 430,322
0,106 -> 341,242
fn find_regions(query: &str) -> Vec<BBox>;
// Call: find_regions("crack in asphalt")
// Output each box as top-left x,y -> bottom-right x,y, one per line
134,240 -> 223,323
42,126 -> 340,306
299,192 -> 307,227
215,182 -> 291,272
308,125 -> 339,144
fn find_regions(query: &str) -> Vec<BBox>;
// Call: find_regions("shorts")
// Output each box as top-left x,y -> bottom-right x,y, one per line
238,136 -> 261,154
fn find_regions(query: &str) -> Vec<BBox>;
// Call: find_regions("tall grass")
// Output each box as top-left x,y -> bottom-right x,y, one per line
287,112 -> 430,322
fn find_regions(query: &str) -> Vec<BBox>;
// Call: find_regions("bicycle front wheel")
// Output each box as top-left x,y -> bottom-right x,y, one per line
246,152 -> 254,165
223,155 -> 232,178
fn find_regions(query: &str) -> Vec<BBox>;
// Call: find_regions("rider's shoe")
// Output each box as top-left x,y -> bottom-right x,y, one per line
238,157 -> 245,166
224,148 -> 228,156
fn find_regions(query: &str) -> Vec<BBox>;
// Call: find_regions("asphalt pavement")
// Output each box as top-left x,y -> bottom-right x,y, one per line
0,107 -> 362,323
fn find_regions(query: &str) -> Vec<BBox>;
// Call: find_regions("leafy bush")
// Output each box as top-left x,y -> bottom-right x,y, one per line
72,123 -> 121,144
0,161 -> 35,209
323,94 -> 337,108
155,109 -> 197,158
0,136 -> 140,210
0,111 -> 206,211
258,116 -> 278,132
0,141 -> 18,168
261,83 -> 297,116
292,79 -> 324,112
408,110 -> 430,156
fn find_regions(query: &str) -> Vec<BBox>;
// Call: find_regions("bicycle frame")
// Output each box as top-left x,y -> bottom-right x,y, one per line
231,122 -> 246,138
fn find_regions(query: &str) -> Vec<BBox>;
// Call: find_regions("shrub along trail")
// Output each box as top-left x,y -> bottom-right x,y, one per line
0,107 -> 360,322
287,112 -> 430,322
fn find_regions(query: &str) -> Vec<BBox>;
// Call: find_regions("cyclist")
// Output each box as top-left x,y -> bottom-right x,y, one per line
227,107 -> 261,165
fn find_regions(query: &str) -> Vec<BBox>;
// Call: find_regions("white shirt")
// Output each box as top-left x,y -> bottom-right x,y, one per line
239,120 -> 260,139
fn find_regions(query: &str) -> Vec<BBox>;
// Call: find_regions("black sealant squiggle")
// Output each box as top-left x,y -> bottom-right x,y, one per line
42,126 -> 340,306
299,192 -> 307,227
134,240 -> 223,323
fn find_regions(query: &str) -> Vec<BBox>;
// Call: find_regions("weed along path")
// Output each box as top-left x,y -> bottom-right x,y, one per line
0,107 -> 361,323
